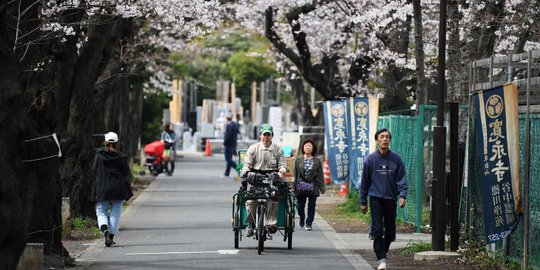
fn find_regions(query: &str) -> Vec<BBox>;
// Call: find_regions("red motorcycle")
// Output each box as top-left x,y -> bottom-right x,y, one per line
144,141 -> 173,176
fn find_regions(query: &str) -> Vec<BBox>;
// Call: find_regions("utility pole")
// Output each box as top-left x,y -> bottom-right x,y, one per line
432,0 -> 447,251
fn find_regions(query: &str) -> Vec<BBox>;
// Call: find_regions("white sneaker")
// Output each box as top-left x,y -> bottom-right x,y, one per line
377,260 -> 387,270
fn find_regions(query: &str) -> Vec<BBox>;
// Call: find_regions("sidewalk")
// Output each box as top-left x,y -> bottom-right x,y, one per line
65,152 -> 431,270
314,189 -> 431,270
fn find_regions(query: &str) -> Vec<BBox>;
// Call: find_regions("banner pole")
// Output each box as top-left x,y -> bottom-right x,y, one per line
522,50 -> 532,270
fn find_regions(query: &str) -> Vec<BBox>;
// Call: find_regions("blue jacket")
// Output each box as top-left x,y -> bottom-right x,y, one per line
359,149 -> 408,205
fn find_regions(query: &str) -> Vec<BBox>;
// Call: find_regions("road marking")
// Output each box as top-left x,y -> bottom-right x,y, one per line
126,250 -> 239,256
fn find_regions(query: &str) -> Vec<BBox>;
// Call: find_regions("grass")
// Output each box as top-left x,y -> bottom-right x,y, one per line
395,242 -> 432,255
65,216 -> 101,240
461,246 -> 525,270
337,190 -> 371,224
71,216 -> 93,230
131,162 -> 145,180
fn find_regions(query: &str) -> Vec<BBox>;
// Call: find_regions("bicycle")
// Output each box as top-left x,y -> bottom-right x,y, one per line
232,170 -> 295,254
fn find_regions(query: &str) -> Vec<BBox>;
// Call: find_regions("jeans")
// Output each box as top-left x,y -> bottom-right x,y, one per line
370,196 -> 397,260
96,200 -> 124,234
296,195 -> 317,226
224,146 -> 237,177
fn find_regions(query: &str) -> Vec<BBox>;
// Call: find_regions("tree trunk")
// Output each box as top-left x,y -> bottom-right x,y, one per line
513,1 -> 539,54
447,0 -> 466,102
59,19 -> 121,218
380,10 -> 413,112
265,6 -> 372,101
0,38 -> 30,270
1,1 -> 65,268
465,0 -> 506,60
413,0 -> 427,107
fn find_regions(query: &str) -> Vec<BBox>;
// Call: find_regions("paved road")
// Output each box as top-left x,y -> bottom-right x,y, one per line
75,153 -> 370,270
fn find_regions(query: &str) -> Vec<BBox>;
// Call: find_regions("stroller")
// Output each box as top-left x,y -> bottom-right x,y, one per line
144,141 -> 173,176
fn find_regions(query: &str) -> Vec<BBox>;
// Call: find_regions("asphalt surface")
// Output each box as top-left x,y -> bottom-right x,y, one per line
73,153 -> 373,270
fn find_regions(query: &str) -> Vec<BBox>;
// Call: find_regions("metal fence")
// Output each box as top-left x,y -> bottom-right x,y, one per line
377,105 -> 468,232
466,113 -> 540,269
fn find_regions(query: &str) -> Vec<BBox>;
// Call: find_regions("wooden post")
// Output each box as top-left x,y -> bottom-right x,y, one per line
170,80 -> 179,123
251,82 -> 257,123
231,82 -> 237,118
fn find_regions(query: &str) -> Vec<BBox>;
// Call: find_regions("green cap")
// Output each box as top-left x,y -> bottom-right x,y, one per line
260,124 -> 273,135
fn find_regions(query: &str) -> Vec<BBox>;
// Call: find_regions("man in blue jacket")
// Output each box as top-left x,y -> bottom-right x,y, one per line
359,128 -> 408,270
222,115 -> 238,177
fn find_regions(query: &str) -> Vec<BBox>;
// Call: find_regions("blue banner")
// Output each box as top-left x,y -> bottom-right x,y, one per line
473,84 -> 522,244
324,100 -> 349,183
346,97 -> 379,190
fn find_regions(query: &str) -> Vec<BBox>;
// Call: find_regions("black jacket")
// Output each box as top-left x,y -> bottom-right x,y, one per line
223,121 -> 238,147
91,147 -> 133,202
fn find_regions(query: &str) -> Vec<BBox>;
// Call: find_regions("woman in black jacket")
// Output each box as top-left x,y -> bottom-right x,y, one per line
91,132 -> 133,247
293,138 -> 325,231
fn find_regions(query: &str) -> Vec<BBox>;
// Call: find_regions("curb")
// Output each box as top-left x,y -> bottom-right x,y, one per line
315,212 -> 374,270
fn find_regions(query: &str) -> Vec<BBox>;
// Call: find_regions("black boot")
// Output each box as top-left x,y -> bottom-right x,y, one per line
101,225 -> 112,247
110,234 -> 116,245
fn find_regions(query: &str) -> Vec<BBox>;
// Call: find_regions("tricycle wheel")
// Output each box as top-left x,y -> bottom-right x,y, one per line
287,230 -> 293,249
234,228 -> 239,249
257,205 -> 265,255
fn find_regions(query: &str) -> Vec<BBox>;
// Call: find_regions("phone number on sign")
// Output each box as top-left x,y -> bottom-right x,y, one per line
487,230 -> 512,242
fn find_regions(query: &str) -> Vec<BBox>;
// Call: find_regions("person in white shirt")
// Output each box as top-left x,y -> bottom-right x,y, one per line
241,124 -> 286,237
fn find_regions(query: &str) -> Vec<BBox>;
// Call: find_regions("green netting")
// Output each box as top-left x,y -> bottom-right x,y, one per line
377,105 -> 469,232
378,115 -> 421,228
467,113 -> 540,269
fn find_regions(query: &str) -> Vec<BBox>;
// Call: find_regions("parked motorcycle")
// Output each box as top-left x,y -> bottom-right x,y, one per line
143,141 -> 173,176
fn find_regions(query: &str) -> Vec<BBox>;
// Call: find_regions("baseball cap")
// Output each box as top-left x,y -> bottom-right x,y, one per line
104,132 -> 118,143
260,124 -> 273,136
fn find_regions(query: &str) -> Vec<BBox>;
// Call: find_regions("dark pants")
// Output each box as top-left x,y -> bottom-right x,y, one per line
224,146 -> 237,177
296,195 -> 318,226
370,196 -> 397,260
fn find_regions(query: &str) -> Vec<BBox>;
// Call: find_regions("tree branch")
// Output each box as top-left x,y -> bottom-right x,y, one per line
264,7 -> 301,67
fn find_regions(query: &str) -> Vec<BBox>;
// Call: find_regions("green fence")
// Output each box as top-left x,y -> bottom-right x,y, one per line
467,113 -> 540,269
377,115 -> 423,231
376,105 -> 539,268
377,105 -> 467,232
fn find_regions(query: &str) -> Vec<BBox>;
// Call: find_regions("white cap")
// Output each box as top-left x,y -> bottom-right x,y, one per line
104,132 -> 118,143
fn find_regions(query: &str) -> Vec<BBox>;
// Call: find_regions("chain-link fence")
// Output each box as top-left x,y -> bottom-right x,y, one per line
466,113 -> 540,269
377,105 -> 468,232
378,115 -> 421,229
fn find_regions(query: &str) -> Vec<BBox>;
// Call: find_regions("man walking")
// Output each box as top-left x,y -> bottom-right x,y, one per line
359,128 -> 408,270
223,115 -> 238,178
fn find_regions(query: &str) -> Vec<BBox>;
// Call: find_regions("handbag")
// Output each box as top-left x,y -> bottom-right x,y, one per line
296,177 -> 315,195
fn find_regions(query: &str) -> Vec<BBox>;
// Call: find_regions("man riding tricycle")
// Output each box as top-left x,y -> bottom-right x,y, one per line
231,124 -> 296,254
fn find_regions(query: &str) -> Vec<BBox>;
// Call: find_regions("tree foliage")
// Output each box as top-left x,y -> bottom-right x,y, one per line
228,50 -> 277,109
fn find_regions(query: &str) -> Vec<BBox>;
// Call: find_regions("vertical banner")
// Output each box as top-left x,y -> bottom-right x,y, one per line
473,83 -> 522,244
346,97 -> 379,190
323,100 -> 349,183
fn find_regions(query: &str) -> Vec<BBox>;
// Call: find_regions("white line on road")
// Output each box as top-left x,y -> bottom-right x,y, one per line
126,250 -> 239,256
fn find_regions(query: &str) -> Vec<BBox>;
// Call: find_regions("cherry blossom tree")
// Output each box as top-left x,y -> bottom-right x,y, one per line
1,1 -> 224,268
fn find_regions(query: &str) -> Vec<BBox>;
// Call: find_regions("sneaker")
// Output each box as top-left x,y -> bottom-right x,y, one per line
377,259 -> 387,270
268,225 -> 277,234
299,220 -> 305,228
245,226 -> 254,237
305,225 -> 312,231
